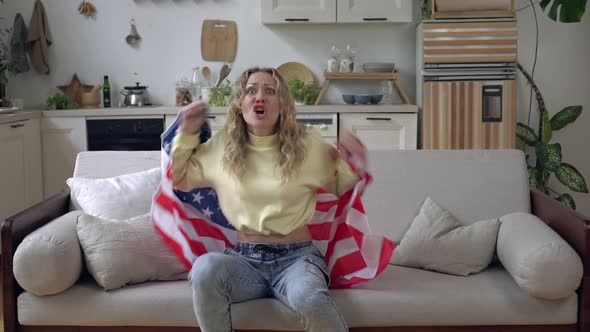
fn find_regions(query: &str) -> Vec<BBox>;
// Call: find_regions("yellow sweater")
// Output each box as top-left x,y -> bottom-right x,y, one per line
171,129 -> 359,235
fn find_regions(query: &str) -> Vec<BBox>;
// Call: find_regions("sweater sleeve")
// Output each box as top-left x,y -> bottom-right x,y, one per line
308,129 -> 360,197
170,131 -> 211,191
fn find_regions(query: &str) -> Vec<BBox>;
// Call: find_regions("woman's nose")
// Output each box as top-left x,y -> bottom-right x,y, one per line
255,91 -> 265,103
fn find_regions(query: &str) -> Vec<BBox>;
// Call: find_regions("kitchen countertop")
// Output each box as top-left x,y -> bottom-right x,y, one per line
37,104 -> 417,117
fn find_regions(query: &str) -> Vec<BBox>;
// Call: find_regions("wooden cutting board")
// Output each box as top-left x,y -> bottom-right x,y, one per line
201,20 -> 237,62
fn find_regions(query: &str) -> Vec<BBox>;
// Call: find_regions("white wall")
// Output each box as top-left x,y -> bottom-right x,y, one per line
3,0 -> 589,215
3,0 -> 418,108
516,1 -> 590,216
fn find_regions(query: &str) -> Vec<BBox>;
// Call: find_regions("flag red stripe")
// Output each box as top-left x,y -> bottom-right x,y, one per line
329,250 -> 367,281
153,220 -> 193,269
306,222 -> 333,241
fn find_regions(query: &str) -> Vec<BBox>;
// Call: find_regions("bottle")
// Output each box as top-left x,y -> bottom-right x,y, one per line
103,75 -> 111,108
191,67 -> 202,100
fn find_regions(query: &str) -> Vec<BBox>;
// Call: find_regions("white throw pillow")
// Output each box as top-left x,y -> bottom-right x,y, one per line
67,168 -> 160,220
77,213 -> 188,290
14,211 -> 83,296
391,197 -> 500,276
497,212 -> 583,300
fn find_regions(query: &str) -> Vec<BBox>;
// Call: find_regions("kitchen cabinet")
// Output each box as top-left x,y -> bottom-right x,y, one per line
261,0 -> 412,24
41,117 -> 87,198
0,118 -> 43,218
261,0 -> 337,23
165,114 -> 227,137
337,0 -> 412,23
339,113 -> 417,150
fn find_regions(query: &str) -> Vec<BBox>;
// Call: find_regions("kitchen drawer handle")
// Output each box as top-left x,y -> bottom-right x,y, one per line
363,18 -> 387,21
366,117 -> 391,121
285,18 -> 310,22
206,115 -> 217,119
10,123 -> 25,128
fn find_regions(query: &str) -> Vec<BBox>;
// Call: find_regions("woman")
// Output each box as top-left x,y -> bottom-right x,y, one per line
171,67 -> 367,332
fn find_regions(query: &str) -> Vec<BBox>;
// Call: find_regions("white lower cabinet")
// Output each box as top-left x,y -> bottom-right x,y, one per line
339,113 -> 417,150
41,117 -> 87,198
0,118 -> 43,218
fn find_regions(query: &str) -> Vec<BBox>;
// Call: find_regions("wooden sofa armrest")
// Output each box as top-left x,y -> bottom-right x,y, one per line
530,189 -> 590,332
1,189 -> 71,332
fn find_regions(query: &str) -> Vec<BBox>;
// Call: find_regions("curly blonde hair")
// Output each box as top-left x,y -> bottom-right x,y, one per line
223,67 -> 306,180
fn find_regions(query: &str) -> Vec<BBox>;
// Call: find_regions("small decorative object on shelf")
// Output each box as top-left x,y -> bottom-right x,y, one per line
78,1 -> 96,17
328,45 -> 340,72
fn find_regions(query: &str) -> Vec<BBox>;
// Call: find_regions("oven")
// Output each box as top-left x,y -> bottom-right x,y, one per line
86,116 -> 164,151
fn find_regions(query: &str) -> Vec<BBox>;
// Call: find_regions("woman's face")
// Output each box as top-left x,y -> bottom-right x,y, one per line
241,71 -> 280,136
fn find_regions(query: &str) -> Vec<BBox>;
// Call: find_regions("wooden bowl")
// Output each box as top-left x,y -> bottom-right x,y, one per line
80,92 -> 100,109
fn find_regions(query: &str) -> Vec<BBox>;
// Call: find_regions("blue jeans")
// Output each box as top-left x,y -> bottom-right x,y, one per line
189,240 -> 348,332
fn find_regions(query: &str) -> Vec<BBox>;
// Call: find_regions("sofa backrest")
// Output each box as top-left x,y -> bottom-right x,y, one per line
73,149 -> 530,245
73,151 -> 161,179
364,149 -> 530,244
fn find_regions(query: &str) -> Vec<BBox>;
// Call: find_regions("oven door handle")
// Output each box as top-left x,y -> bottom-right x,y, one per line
366,117 -> 392,121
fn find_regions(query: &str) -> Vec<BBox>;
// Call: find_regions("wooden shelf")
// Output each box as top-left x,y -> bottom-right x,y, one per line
315,70 -> 411,105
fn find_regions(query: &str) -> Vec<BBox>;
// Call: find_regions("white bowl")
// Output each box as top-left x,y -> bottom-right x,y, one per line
363,62 -> 396,73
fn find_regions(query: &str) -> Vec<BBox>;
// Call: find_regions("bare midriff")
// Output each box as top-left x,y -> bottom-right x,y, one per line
237,225 -> 312,244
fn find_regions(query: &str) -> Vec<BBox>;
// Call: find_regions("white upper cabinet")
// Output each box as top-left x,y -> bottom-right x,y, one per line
261,0 -> 337,24
261,0 -> 412,24
337,0 -> 412,23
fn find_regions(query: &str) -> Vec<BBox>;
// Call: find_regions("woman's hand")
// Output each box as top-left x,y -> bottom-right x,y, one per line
179,100 -> 208,135
332,130 -> 368,176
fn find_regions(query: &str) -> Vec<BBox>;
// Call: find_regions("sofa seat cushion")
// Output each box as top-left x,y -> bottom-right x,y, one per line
18,265 -> 577,328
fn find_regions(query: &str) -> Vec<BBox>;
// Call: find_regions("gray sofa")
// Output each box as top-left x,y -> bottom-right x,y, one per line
2,149 -> 589,332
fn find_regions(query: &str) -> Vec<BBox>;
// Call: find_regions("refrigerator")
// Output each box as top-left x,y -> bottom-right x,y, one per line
417,19 -> 518,150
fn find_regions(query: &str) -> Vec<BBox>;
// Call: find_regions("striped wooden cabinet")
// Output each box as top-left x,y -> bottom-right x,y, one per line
422,80 -> 516,150
422,21 -> 517,64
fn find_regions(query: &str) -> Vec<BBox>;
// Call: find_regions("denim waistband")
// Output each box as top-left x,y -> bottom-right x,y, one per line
235,240 -> 312,256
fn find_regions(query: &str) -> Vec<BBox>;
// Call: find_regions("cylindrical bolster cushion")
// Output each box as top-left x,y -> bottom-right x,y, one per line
497,212 -> 583,300
13,210 -> 84,296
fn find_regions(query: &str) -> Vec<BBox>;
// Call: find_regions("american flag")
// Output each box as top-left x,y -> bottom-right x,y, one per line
151,114 -> 395,288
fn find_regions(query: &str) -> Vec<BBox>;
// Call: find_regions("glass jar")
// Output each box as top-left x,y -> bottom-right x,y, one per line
381,81 -> 394,104
176,79 -> 193,106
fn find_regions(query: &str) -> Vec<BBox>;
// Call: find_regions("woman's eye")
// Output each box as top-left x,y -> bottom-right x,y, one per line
246,89 -> 256,95
266,89 -> 275,95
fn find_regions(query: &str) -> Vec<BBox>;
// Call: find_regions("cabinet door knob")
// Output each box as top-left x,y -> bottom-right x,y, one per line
206,115 -> 217,119
363,18 -> 387,21
10,123 -> 25,128
285,18 -> 310,22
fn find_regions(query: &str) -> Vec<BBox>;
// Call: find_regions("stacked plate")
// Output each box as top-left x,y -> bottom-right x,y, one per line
363,62 -> 396,73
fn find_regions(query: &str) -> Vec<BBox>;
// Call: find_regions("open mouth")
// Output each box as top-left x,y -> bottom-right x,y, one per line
254,106 -> 265,119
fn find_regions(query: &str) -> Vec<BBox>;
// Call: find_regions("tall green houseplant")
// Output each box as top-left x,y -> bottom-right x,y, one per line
516,0 -> 588,210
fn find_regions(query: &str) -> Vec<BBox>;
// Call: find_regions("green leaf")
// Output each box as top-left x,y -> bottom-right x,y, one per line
556,163 -> 589,193
516,122 -> 538,146
550,106 -> 583,130
528,167 -> 541,190
539,0 -> 587,23
541,110 -> 553,144
535,143 -> 562,172
557,193 -> 576,210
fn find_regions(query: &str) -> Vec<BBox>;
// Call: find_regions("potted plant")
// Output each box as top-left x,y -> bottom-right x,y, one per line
288,79 -> 319,105
209,79 -> 232,107
46,93 -> 79,110
514,1 -> 588,210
